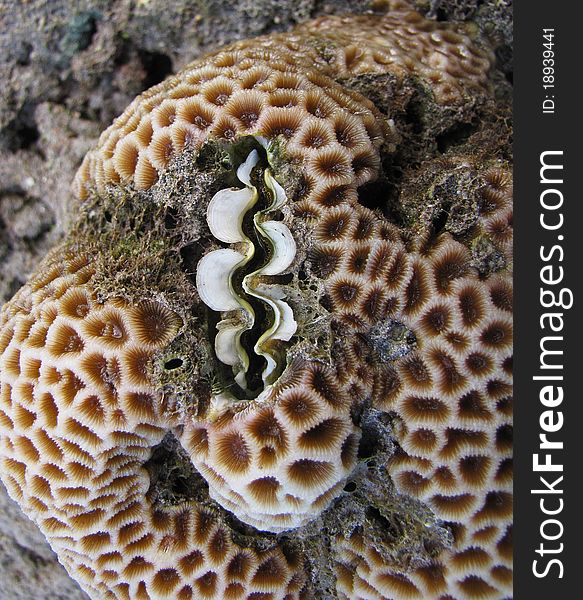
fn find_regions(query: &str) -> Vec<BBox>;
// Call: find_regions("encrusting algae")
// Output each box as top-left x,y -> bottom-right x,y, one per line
0,2 -> 512,598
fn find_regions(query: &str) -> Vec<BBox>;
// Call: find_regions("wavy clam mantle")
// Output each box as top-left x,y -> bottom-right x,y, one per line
196,148 -> 297,400
0,2 -> 512,599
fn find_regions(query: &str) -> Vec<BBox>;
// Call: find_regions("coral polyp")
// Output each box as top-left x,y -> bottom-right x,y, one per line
0,2 -> 512,599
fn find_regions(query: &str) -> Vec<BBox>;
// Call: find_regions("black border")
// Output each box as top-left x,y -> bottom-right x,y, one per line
514,1 -> 582,597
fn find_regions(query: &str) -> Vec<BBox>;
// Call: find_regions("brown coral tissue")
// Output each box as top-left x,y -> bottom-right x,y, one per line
0,1 -> 512,599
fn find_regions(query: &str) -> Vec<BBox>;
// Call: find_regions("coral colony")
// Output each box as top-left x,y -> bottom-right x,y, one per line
0,2 -> 512,599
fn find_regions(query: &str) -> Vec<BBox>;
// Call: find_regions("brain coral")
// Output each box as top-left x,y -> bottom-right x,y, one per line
0,2 -> 512,599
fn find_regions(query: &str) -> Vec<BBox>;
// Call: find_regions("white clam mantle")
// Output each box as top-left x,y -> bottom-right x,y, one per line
196,148 -> 297,399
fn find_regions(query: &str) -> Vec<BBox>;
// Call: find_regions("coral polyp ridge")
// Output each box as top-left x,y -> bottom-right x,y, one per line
0,4 -> 512,600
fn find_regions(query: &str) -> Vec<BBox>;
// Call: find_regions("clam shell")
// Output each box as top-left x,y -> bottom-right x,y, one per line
207,187 -> 256,244
236,148 -> 260,186
264,169 -> 287,209
256,220 -> 296,275
215,316 -> 250,368
196,144 -> 297,395
252,284 -> 297,385
196,248 -> 246,312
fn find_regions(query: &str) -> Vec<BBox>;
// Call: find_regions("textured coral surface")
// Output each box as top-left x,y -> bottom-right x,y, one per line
73,2 -> 491,200
0,2 -> 512,599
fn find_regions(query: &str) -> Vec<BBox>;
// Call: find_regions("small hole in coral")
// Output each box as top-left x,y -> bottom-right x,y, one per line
365,506 -> 402,539
357,178 -> 393,214
435,8 -> 448,21
164,358 -> 183,370
343,481 -> 357,493
358,429 -> 378,460
165,207 -> 179,230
